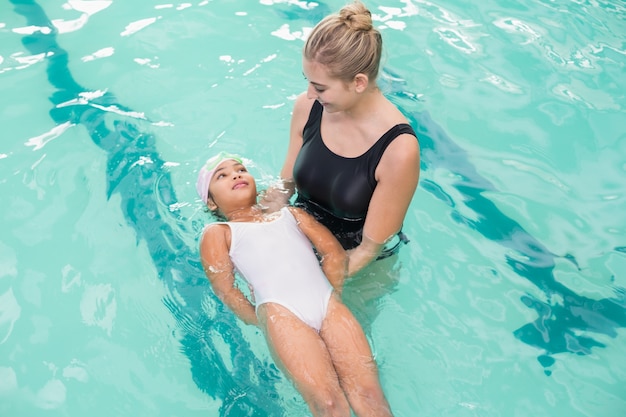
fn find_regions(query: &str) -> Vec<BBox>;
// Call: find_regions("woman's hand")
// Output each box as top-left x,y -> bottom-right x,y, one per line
257,179 -> 295,213
346,236 -> 385,277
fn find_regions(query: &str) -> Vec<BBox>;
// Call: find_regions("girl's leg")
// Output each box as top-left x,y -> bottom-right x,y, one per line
320,295 -> 394,417
257,303 -> 351,417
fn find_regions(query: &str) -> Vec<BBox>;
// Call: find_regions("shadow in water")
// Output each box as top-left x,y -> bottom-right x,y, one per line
383,72 -> 625,374
11,0 -> 284,414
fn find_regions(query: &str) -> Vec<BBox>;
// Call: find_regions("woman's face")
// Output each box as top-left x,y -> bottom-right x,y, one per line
302,59 -> 355,113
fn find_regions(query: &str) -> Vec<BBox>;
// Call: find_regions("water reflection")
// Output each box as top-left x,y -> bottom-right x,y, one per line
384,71 -> 626,373
12,0 -> 283,414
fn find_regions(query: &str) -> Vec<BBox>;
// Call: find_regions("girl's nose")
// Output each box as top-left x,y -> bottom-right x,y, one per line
306,84 -> 317,99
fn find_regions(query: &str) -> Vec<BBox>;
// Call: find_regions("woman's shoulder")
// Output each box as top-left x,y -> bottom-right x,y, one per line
291,93 -> 319,138
379,94 -> 411,125
378,97 -> 418,143
293,92 -> 316,117
377,130 -> 420,177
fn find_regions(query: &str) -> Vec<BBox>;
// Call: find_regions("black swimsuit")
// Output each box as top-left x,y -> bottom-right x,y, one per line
293,100 -> 417,253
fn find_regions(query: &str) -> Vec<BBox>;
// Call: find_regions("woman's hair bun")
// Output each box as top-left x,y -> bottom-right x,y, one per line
339,1 -> 373,31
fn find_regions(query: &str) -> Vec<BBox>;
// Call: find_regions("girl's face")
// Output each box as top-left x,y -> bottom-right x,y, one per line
302,59 -> 356,113
208,160 -> 257,211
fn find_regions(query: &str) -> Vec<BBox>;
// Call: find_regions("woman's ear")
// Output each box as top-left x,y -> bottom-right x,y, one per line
354,73 -> 369,93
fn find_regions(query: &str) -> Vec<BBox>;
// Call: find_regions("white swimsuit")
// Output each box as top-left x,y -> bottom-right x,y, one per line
207,207 -> 333,331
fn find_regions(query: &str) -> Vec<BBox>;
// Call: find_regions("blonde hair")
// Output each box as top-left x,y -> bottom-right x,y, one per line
304,1 -> 382,82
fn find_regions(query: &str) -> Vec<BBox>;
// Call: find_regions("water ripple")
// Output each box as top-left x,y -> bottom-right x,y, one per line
0,288 -> 21,345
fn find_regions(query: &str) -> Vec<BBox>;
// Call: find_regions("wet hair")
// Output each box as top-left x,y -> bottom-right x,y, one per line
304,1 -> 382,82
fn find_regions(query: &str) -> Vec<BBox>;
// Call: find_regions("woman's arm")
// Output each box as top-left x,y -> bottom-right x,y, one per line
348,133 -> 421,275
259,93 -> 314,212
199,225 -> 258,326
289,207 -> 348,293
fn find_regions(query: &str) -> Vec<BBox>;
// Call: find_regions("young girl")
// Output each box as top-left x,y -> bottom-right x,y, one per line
197,152 -> 394,417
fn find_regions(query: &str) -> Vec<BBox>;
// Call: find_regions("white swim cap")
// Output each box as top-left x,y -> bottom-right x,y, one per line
196,152 -> 243,204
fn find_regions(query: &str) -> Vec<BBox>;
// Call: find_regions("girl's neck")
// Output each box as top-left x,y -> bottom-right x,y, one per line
224,204 -> 264,222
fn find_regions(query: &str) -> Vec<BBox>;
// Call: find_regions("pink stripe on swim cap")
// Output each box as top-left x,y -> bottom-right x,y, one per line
196,152 -> 243,204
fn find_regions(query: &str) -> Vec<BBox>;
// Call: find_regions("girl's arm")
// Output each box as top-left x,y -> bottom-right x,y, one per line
199,225 -> 258,326
289,207 -> 348,293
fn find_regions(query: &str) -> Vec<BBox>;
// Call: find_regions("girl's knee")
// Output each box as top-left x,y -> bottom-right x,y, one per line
346,384 -> 393,417
307,390 -> 351,417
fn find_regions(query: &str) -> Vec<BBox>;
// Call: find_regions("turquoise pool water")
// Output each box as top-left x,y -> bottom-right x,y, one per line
1,0 -> 625,416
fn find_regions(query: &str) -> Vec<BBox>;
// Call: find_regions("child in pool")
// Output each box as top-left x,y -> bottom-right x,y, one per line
197,152 -> 393,417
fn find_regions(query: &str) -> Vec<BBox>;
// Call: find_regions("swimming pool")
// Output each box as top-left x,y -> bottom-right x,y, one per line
1,0 -> 625,415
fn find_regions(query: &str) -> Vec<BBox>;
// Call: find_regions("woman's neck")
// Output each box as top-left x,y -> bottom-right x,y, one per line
343,86 -> 383,120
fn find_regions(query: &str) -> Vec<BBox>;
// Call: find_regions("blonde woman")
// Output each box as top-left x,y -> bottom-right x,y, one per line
270,1 -> 420,276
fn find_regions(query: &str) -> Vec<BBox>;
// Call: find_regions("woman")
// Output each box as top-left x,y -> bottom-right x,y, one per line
270,1 -> 420,276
